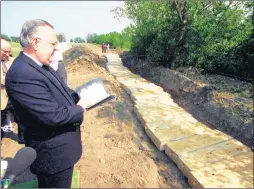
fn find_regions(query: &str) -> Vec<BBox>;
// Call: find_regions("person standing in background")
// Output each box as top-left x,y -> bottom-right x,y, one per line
101,43 -> 105,53
50,42 -> 68,85
1,39 -> 24,143
107,43 -> 110,53
1,39 -> 13,140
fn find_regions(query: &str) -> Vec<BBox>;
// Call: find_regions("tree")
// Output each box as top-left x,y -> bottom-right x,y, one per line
111,0 -> 253,79
10,36 -> 19,42
1,34 -> 11,41
74,37 -> 86,43
86,33 -> 98,43
57,33 -> 66,42
86,31 -> 132,49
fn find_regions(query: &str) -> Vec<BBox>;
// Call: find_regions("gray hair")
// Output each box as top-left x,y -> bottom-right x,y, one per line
19,19 -> 54,49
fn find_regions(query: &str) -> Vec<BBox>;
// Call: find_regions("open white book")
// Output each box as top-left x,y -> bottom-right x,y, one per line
75,78 -> 114,110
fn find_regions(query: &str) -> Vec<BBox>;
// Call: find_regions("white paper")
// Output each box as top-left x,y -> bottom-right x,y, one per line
76,78 -> 112,109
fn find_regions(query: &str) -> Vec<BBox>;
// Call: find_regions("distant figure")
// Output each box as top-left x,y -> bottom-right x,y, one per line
106,44 -> 110,53
101,43 -> 105,53
104,43 -> 108,53
50,42 -> 68,85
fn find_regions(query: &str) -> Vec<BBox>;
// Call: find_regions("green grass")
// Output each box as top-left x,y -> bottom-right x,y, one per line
71,170 -> 80,188
11,180 -> 38,188
10,42 -> 22,57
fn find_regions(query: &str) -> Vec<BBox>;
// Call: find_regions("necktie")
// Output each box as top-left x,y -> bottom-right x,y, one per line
42,65 -> 74,104
42,65 -> 62,87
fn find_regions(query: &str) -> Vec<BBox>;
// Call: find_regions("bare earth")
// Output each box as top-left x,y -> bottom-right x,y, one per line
1,45 -> 189,188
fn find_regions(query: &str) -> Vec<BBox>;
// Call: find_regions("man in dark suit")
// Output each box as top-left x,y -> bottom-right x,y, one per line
5,19 -> 89,188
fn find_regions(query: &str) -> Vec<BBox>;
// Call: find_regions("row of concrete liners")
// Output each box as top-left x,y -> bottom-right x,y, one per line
104,54 -> 253,188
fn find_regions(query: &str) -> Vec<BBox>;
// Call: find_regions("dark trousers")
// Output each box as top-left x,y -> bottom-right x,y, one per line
1,129 -> 4,141
1,100 -> 12,140
37,166 -> 74,188
1,100 -> 12,126
17,122 -> 25,143
1,109 -> 7,140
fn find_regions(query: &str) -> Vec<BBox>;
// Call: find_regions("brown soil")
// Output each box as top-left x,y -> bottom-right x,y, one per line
1,45 -> 190,188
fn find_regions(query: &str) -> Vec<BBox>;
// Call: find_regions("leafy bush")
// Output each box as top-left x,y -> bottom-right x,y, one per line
1,34 -> 12,41
112,0 -> 253,80
86,30 -> 132,50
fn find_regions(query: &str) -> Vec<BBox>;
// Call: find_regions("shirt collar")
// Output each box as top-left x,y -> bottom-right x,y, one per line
23,52 -> 43,67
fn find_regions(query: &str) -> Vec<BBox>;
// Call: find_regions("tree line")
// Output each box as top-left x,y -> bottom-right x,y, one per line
109,0 -> 253,80
1,34 -> 19,42
86,30 -> 131,50
1,33 -> 68,43
1,31 -> 127,48
1,33 -> 84,43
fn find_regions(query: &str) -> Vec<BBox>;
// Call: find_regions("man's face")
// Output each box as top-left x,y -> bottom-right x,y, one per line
32,26 -> 58,66
1,45 -> 12,62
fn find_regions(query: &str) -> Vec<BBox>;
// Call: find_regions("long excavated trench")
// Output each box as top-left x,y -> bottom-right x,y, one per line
103,51 -> 253,188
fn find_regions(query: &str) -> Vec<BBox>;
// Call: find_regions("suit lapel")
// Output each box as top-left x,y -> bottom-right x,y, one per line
19,52 -> 74,105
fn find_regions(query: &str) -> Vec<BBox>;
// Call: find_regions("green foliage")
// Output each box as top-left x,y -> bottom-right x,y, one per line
57,33 -> 66,42
86,33 -> 98,43
1,34 -> 11,41
10,36 -> 19,42
186,1 -> 252,74
10,42 -> 22,57
86,29 -> 132,49
1,34 -> 19,43
74,37 -> 86,43
113,0 -> 253,80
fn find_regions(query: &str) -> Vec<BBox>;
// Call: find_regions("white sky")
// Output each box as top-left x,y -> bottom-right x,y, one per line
1,1 -> 132,41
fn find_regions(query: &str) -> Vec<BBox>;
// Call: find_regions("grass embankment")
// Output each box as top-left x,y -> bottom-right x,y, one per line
10,42 -> 22,57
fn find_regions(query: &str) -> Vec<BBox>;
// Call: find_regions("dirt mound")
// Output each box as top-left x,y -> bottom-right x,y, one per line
64,46 -> 85,65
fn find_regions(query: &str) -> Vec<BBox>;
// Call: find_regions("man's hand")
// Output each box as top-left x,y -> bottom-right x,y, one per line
77,97 -> 90,110
77,90 -> 95,110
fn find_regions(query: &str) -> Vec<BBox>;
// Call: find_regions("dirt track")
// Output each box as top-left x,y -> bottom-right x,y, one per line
1,45 -> 190,188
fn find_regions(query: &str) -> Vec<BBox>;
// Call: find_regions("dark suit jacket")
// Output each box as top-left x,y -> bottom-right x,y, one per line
5,52 -> 84,175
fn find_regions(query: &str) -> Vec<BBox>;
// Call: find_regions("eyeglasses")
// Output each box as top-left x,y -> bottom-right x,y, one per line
35,37 -> 58,49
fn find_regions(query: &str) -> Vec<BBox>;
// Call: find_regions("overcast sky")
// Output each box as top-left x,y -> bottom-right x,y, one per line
1,1 -> 132,41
